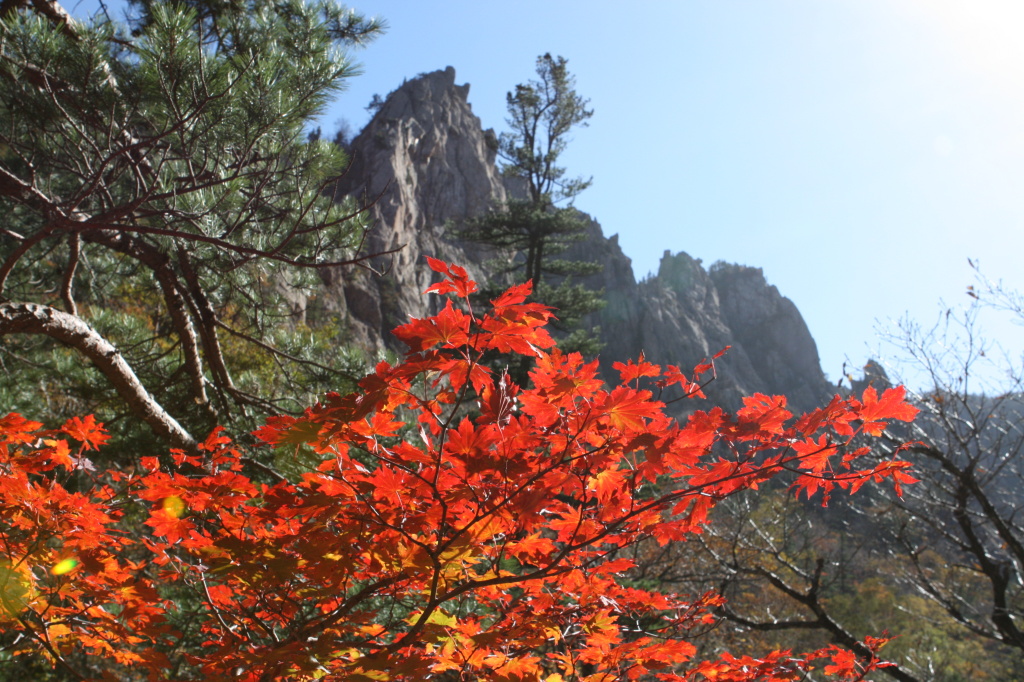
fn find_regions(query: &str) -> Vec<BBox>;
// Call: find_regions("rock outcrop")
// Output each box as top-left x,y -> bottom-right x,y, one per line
575,242 -> 831,412
327,68 -> 834,413
322,67 -> 506,348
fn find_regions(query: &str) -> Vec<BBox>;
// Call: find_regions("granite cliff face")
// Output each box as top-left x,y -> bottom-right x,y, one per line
321,67 -> 505,348
572,235 -> 832,412
328,68 -> 833,413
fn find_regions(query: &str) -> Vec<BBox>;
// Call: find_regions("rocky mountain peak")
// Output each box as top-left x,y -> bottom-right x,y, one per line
320,68 -> 506,347
324,67 -> 834,413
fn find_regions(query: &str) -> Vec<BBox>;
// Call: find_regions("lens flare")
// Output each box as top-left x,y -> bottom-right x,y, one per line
163,495 -> 186,518
51,558 -> 78,576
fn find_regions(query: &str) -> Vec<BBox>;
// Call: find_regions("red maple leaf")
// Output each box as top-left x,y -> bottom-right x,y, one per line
0,260 -> 922,682
613,352 -> 661,384
392,300 -> 471,352
424,256 -> 477,298
61,415 -> 110,450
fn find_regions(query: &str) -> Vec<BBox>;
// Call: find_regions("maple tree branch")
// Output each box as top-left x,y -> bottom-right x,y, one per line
13,614 -> 87,681
294,574 -> 405,643
0,259 -> 927,678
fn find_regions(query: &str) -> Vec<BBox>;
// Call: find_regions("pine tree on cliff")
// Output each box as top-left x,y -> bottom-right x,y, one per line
460,54 -> 605,355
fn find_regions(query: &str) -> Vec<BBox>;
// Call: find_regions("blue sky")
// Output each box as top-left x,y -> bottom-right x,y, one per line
71,0 -> 1024,390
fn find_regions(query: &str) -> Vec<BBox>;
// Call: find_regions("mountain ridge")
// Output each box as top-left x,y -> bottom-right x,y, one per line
324,67 -> 833,413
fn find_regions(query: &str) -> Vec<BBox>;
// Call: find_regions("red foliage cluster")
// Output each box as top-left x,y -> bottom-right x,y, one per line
0,259 -> 917,680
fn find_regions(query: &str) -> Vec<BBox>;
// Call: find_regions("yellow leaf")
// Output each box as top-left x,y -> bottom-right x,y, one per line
405,608 -> 457,628
47,623 -> 72,639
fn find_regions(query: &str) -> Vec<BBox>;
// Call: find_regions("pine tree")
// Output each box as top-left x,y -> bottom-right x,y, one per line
460,54 -> 604,356
0,0 -> 384,454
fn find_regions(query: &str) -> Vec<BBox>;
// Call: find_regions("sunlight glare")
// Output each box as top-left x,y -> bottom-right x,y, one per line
901,0 -> 1024,98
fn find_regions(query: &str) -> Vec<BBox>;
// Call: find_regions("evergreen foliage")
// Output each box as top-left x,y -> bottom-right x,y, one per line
459,54 -> 604,355
0,0 -> 384,454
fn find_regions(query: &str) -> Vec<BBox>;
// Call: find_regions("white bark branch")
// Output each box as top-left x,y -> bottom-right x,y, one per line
0,302 -> 197,450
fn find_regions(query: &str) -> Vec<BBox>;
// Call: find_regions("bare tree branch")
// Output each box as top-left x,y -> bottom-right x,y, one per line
0,302 -> 196,450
